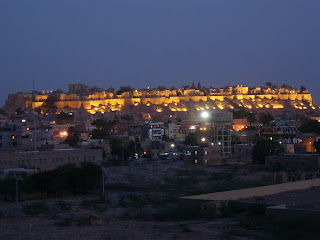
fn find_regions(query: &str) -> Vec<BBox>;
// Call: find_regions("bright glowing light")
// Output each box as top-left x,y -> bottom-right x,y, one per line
201,111 -> 209,119
60,131 -> 68,137
171,143 -> 175,148
201,137 -> 206,142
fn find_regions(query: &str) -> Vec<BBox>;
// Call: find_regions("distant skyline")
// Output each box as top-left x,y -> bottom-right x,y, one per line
1,0 -> 319,106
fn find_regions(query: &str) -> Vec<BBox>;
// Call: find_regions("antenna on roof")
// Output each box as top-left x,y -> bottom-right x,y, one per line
33,80 -> 38,172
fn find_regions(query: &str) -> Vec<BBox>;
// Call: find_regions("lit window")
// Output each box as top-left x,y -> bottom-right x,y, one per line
195,159 -> 198,164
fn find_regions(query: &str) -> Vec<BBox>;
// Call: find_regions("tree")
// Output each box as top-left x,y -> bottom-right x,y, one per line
299,118 -> 320,133
157,86 -> 166,91
259,113 -> 274,125
117,86 -> 132,95
121,114 -> 134,121
162,135 -> 172,142
232,108 -> 256,124
91,119 -> 108,129
126,140 -> 142,159
90,119 -> 116,139
64,126 -> 80,146
314,140 -> 320,155
184,132 -> 199,146
109,137 -> 124,158
300,86 -> 307,92
265,82 -> 273,88
22,163 -> 102,195
41,95 -> 59,113
252,138 -> 284,164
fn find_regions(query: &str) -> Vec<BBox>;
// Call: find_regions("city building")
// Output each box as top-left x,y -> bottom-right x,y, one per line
164,122 -> 180,139
294,133 -> 320,154
0,123 -> 21,151
204,111 -> 233,158
183,143 -> 221,167
232,119 -> 248,131
233,143 -> 254,155
142,122 -> 165,141
0,148 -> 103,171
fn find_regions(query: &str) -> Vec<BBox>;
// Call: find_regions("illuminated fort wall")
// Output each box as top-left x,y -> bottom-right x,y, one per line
25,92 -> 313,112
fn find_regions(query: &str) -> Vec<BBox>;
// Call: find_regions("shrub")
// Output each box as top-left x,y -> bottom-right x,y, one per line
23,202 -> 49,216
55,201 -> 71,210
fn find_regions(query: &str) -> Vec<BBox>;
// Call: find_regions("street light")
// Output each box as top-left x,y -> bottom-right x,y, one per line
201,111 -> 213,143
201,111 -> 210,119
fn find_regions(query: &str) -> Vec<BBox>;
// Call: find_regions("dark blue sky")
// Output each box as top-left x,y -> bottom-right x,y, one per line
1,0 -> 319,106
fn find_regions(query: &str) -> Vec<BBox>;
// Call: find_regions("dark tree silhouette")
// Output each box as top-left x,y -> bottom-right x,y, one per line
300,86 -> 307,92
259,113 -> 274,125
184,132 -> 199,146
64,126 -> 80,146
252,138 -> 284,164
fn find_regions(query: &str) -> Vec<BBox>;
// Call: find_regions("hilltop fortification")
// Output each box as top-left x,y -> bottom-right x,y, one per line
3,83 -> 317,114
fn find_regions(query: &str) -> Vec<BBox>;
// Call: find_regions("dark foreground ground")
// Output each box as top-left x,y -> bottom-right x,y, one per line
1,193 -> 320,240
1,161 -> 320,240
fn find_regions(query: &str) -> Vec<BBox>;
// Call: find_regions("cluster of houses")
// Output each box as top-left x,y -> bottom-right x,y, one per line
0,91 -> 320,176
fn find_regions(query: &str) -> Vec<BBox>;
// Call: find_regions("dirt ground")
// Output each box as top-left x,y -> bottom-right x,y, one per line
0,200 -> 267,240
2,160 -> 319,240
0,160 -> 272,240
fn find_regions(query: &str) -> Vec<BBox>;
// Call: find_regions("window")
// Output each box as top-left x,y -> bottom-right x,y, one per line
194,159 -> 198,164
204,151 -> 207,155
185,151 -> 191,155
195,151 -> 198,155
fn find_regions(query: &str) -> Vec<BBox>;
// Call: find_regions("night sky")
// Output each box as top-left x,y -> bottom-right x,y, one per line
0,0 -> 319,106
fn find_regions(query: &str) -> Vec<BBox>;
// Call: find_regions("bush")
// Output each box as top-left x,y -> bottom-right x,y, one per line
153,206 -> 216,221
55,201 -> 71,210
228,201 -> 246,214
21,162 -> 102,196
23,202 -> 49,216
247,203 -> 266,215
209,172 -> 234,181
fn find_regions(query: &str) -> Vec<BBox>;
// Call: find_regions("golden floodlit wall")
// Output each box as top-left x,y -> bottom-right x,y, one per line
27,93 -> 313,111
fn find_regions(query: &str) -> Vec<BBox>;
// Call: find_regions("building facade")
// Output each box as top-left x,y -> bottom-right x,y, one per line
183,143 -> 221,167
0,148 -> 103,171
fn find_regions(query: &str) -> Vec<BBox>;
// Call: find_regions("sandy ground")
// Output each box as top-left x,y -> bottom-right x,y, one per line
0,161 -> 291,240
0,206 -> 258,240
